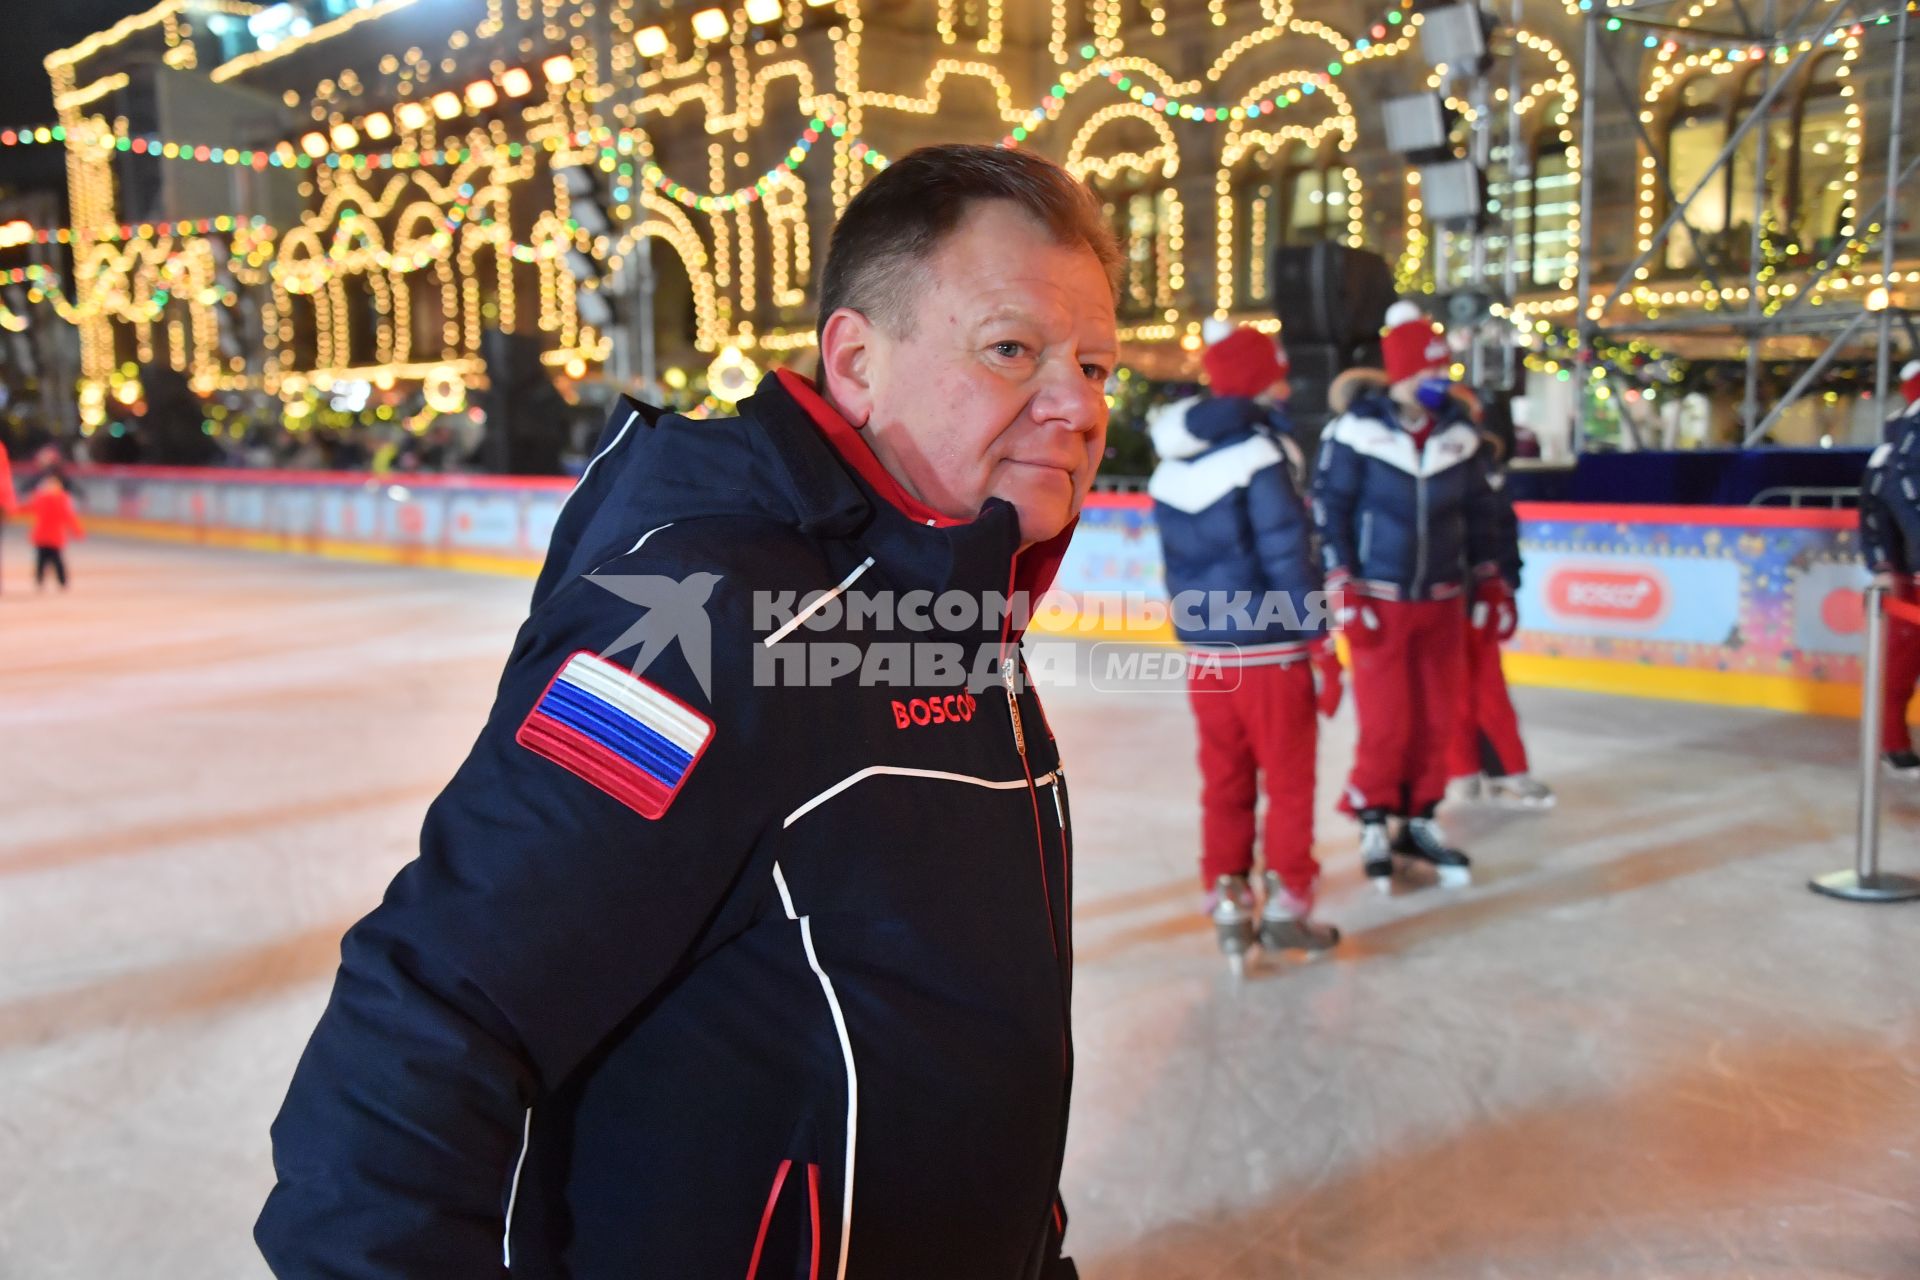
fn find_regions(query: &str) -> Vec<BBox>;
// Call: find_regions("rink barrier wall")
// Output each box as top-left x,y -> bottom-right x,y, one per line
68,468 -> 1879,717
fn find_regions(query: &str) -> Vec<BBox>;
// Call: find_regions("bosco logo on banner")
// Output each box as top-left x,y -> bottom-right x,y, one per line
1546,566 -> 1668,625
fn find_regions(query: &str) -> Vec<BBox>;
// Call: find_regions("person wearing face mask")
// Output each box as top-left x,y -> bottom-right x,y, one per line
258,145 -> 1116,1279
1312,301 -> 1508,892
1147,323 -> 1343,972
1859,358 -> 1920,777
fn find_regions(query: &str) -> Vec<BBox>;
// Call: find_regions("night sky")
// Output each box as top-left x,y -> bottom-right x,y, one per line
0,1 -> 154,200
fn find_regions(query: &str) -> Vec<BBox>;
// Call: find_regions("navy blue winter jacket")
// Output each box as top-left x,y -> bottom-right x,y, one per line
257,371 -> 1080,1279
1312,372 -> 1503,601
1860,403 -> 1920,574
1148,394 -> 1326,654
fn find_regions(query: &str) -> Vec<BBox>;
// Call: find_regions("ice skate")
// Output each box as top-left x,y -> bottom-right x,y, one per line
1393,817 -> 1473,888
1446,773 -> 1484,804
1882,750 -> 1920,778
1257,872 -> 1340,955
1486,773 -> 1556,809
1359,813 -> 1395,895
1208,874 -> 1257,976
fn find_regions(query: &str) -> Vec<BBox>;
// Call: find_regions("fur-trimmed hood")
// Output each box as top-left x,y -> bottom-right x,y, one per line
1328,367 -> 1389,416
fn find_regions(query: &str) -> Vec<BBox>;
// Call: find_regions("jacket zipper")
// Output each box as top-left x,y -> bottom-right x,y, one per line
1359,510 -> 1374,567
1002,656 -> 1027,759
1413,453 -> 1429,600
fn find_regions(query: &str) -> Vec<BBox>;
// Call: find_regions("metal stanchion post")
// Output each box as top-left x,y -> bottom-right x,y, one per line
1812,583 -> 1920,901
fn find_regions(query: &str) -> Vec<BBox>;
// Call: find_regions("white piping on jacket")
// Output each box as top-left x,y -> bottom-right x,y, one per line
772,862 -> 859,1280
502,1106 -> 532,1267
782,765 -> 1059,829
763,558 -> 876,647
555,409 -> 639,521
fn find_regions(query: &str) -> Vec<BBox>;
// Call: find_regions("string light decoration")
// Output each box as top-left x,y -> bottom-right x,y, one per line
1623,0 -> 1866,315
36,0 -> 1882,426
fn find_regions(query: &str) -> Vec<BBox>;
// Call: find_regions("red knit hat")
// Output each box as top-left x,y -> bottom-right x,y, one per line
1381,300 -> 1451,385
1203,326 -> 1288,398
1902,358 -> 1920,407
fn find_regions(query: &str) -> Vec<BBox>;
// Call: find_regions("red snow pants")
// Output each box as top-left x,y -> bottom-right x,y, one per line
1448,621 -> 1530,779
1882,604 -> 1920,754
1341,596 -> 1468,819
1188,658 -> 1319,899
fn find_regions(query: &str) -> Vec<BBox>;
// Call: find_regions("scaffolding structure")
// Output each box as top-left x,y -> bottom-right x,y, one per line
1570,0 -> 1917,450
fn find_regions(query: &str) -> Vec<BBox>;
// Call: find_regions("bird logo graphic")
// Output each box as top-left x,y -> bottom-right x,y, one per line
587,571 -> 724,699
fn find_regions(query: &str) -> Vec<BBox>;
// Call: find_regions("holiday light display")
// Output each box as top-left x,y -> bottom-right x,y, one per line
12,0 -> 1908,431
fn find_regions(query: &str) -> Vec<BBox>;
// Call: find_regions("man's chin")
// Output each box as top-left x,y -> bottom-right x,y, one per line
1012,501 -> 1076,549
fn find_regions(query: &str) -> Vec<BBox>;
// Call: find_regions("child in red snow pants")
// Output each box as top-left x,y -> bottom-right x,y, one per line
1882,590 -> 1920,754
1189,659 -> 1319,902
1343,596 -> 1469,817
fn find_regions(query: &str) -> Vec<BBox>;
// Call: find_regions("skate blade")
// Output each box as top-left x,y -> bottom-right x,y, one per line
1259,922 -> 1341,955
1435,865 -> 1473,888
1492,791 -> 1556,810
1225,951 -> 1248,978
1369,875 -> 1395,896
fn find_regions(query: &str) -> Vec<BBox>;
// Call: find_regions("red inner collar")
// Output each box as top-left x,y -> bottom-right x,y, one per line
775,369 -> 963,528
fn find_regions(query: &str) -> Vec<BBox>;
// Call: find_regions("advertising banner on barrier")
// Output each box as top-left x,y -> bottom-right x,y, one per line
71,469 -> 1873,714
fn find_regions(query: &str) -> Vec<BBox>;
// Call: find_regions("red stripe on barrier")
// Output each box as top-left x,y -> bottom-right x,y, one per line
1511,501 -> 1854,530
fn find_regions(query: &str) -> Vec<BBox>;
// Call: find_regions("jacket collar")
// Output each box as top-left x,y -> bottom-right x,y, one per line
741,371 -> 1075,618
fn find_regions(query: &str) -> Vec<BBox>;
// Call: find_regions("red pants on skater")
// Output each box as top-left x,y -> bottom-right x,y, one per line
1341,596 -> 1469,818
1449,621 -> 1529,779
1881,586 -> 1920,755
1189,658 -> 1321,903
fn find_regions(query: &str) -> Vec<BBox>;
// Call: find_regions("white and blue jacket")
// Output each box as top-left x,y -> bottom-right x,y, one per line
1860,401 -> 1920,574
1312,370 -> 1503,601
1147,394 -> 1326,658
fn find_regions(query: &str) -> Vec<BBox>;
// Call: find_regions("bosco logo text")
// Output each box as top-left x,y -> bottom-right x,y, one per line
1546,567 -> 1666,623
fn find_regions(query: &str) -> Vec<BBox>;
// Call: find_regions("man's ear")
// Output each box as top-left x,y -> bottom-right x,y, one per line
819,307 -> 876,428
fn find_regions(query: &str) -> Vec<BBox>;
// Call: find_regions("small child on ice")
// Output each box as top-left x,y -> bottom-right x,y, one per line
25,476 -> 84,591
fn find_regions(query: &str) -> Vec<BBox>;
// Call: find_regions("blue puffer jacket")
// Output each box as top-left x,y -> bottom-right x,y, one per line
1148,394 -> 1326,656
1860,402 -> 1920,574
1312,371 -> 1502,601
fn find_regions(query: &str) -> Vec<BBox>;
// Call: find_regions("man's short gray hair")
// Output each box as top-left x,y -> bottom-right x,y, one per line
816,144 -> 1122,339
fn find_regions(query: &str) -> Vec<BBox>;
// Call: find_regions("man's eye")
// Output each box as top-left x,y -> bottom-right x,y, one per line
992,341 -> 1028,359
1082,364 -> 1111,382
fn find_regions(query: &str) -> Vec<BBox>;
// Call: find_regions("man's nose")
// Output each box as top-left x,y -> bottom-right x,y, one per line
1031,361 -> 1107,434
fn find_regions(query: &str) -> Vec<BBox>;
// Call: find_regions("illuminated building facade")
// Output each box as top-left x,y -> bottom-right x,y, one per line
34,0 -> 1920,446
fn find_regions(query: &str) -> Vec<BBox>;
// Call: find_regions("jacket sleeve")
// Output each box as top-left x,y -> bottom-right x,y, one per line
256,548 -> 774,1279
1246,436 -> 1327,635
1463,446 -> 1505,581
1490,473 -> 1523,589
1311,420 -> 1363,583
1861,443 -> 1905,574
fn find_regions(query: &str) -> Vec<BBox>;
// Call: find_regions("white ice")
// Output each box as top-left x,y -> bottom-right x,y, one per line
2,529 -> 1917,1278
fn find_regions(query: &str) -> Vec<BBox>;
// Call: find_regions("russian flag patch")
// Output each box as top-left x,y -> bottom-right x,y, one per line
515,651 -> 715,819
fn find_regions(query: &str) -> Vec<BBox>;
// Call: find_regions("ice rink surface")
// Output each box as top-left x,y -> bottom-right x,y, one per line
3,529 -> 1918,1279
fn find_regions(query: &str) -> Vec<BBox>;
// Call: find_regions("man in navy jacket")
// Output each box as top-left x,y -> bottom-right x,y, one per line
1859,358 -> 1920,775
1148,325 -> 1342,969
1313,302 -> 1507,891
256,145 -> 1118,1279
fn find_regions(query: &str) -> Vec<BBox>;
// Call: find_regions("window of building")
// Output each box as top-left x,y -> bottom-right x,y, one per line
1664,73 -> 1732,270
1280,142 -> 1348,243
1791,54 -> 1852,254
1097,178 -> 1180,320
